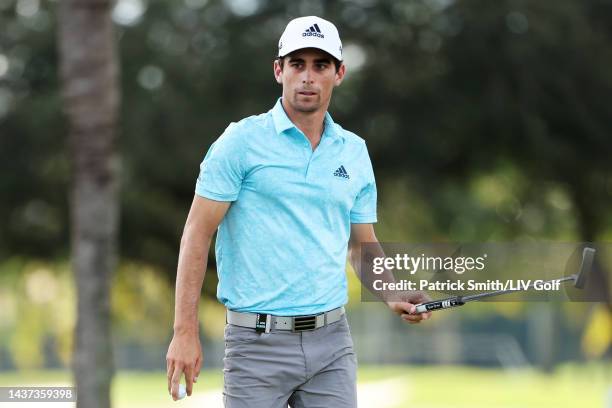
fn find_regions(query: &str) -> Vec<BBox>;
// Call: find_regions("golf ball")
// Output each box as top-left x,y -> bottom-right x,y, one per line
178,384 -> 186,400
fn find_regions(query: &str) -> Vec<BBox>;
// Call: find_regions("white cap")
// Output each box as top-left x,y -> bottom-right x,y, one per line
278,16 -> 343,61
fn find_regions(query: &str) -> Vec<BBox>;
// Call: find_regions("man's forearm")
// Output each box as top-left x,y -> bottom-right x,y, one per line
173,228 -> 211,334
349,240 -> 398,305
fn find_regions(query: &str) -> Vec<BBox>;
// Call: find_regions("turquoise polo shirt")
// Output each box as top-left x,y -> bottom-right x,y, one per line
195,98 -> 377,315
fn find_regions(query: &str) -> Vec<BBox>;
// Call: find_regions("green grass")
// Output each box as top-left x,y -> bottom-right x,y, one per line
0,364 -> 609,408
370,364 -> 611,408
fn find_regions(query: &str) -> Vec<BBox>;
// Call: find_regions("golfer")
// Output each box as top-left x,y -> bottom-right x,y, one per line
166,16 -> 432,407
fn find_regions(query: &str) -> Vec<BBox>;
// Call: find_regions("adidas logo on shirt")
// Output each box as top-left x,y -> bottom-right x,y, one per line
303,24 -> 324,38
333,165 -> 350,179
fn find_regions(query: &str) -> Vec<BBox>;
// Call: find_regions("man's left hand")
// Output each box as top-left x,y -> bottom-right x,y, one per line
386,291 -> 433,324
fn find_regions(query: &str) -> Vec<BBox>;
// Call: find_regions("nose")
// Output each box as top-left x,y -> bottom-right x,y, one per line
301,66 -> 314,84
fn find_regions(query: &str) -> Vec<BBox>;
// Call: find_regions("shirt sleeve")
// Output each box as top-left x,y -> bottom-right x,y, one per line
350,143 -> 378,224
195,123 -> 245,201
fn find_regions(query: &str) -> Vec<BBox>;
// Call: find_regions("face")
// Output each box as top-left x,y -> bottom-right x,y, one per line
273,48 -> 346,114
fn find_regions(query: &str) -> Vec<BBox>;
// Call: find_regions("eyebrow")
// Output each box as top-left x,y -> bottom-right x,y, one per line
288,57 -> 332,64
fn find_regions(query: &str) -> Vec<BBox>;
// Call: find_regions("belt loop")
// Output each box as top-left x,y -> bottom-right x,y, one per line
265,314 -> 272,333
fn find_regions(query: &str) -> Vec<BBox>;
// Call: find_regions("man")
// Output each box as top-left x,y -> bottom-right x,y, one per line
166,15 -> 432,407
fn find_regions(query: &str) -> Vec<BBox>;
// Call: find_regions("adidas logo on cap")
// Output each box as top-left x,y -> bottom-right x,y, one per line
303,23 -> 324,38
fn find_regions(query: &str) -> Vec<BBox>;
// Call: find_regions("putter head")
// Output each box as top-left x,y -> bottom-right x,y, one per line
574,247 -> 595,289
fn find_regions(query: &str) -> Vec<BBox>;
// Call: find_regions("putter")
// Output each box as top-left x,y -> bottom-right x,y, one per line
413,247 -> 595,314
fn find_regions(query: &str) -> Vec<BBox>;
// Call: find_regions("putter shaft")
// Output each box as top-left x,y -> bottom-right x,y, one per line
413,275 -> 576,314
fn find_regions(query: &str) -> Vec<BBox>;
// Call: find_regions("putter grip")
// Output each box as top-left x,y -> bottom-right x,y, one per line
414,297 -> 464,313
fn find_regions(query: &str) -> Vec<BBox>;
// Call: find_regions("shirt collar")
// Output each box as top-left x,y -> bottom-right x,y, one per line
271,98 -> 340,140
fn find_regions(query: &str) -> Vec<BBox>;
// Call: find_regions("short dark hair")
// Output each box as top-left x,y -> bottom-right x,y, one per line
276,55 -> 342,73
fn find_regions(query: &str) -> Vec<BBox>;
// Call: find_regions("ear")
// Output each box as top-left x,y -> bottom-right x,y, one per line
273,59 -> 283,84
334,63 -> 346,87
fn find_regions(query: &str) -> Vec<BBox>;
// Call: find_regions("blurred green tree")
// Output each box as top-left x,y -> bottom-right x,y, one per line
1,0 -> 610,304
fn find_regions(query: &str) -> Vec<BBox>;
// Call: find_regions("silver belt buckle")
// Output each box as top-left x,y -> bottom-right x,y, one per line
292,314 -> 320,332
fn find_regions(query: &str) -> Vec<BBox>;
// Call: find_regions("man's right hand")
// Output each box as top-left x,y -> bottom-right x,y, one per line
166,196 -> 229,400
166,330 -> 202,401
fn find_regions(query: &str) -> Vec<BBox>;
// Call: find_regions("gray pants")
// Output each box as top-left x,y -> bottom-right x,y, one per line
223,315 -> 357,408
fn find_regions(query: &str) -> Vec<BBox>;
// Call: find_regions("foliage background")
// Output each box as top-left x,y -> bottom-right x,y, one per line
0,0 -> 610,401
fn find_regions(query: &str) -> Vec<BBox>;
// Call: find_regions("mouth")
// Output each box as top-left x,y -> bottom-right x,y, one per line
297,91 -> 317,96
